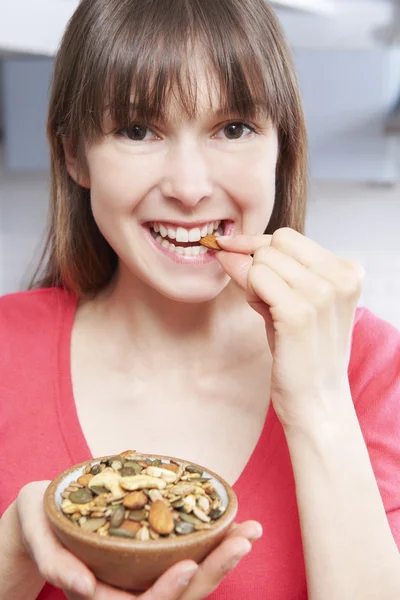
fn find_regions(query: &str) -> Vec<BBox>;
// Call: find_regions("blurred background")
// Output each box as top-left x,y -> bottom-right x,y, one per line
0,0 -> 399,327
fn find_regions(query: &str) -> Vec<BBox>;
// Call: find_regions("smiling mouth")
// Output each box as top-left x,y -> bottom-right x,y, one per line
147,220 -> 226,257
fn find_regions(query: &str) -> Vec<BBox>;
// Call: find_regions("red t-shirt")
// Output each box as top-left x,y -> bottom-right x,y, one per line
1,288 -> 400,600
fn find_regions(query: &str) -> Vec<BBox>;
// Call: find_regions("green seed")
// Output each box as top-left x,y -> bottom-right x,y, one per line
120,467 -> 135,477
123,461 -> 144,474
109,528 -> 136,539
185,465 -> 203,475
209,508 -> 224,520
69,489 -> 94,504
109,505 -> 125,528
178,512 -> 203,526
107,456 -> 125,467
90,486 -> 108,496
81,517 -> 106,532
151,459 -> 162,467
175,521 -> 195,535
128,509 -> 148,522
90,464 -> 101,475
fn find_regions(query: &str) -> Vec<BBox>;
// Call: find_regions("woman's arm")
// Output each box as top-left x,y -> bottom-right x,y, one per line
285,400 -> 400,600
0,501 -> 46,600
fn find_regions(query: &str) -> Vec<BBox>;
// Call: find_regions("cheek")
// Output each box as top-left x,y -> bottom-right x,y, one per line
87,150 -> 153,216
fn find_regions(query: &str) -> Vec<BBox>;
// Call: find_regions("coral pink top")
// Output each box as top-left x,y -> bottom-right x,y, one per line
1,288 -> 399,599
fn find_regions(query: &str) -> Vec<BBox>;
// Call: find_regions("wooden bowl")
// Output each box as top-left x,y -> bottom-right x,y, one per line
44,452 -> 238,592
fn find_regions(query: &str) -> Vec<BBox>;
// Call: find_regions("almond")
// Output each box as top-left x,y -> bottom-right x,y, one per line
162,463 -> 179,474
123,491 -> 148,510
149,500 -> 174,535
77,474 -> 94,487
199,234 -> 221,250
120,520 -> 141,536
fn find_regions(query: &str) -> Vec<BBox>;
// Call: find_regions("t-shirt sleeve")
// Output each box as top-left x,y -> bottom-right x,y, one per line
350,308 -> 400,549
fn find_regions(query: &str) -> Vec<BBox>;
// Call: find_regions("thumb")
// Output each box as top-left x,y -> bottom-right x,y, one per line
216,251 -> 252,290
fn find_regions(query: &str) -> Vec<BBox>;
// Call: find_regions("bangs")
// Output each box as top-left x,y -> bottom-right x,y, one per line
64,0 -> 288,145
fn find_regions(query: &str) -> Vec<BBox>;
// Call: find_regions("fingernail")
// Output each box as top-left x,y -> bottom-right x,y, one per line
69,574 -> 95,597
178,564 -> 198,586
249,524 -> 263,542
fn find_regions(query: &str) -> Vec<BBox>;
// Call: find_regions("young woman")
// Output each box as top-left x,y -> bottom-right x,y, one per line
1,1 -> 399,599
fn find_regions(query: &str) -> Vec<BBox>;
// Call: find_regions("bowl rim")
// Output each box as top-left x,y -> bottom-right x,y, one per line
44,452 -> 238,552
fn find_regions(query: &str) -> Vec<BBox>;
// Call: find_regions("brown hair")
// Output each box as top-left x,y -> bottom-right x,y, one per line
32,0 -> 308,296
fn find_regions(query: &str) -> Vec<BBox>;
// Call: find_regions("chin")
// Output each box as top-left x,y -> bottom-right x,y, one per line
152,276 -> 231,304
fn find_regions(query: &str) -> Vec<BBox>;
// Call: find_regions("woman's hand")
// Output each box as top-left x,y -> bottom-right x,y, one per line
217,227 -> 364,431
17,481 -> 261,600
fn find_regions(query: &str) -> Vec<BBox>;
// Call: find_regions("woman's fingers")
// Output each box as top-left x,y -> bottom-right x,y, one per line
217,234 -> 272,254
178,522 -> 262,600
216,252 -> 253,290
224,520 -> 263,543
17,482 -> 96,598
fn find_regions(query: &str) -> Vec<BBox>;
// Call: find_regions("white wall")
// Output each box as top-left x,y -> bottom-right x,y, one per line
0,148 -> 399,330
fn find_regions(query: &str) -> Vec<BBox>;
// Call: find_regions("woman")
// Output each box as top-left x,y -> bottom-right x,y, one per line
1,0 -> 399,599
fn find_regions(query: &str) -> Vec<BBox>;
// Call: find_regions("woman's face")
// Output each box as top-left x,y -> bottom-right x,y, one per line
76,72 -> 279,303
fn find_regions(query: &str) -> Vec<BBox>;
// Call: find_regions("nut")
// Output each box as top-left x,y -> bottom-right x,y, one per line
199,234 -> 221,250
148,500 -> 174,535
119,475 -> 167,491
60,454 -> 226,542
88,470 -> 124,497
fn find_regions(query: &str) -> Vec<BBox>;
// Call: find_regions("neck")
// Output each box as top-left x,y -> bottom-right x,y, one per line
88,264 -> 246,359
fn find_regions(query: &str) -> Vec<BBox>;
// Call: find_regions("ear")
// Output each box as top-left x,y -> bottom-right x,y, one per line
63,139 -> 91,189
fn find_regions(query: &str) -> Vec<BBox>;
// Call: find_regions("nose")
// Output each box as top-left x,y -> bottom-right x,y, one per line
160,140 -> 213,208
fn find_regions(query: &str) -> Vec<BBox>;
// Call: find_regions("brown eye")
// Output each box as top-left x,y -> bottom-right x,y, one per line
223,123 -> 246,139
118,124 -> 157,141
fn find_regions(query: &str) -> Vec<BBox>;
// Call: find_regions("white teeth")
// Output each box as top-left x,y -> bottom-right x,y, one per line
176,227 -> 189,243
153,223 -> 160,233
156,235 -> 162,243
199,246 -> 208,255
183,247 -> 192,256
200,225 -> 208,237
188,228 -> 201,242
191,246 -> 201,256
167,227 -> 176,240
159,224 -> 168,238
161,239 -> 170,249
207,224 -> 214,235
213,221 -> 220,230
175,246 -> 184,255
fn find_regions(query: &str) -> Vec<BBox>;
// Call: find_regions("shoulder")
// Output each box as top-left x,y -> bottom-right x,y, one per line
0,287 -> 75,326
0,288 -> 77,356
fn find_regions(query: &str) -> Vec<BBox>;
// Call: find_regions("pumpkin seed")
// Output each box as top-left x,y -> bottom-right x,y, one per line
109,528 -> 136,539
90,464 -> 101,475
151,459 -> 162,467
175,521 -> 195,535
209,508 -> 225,520
185,465 -> 204,475
81,517 -> 107,532
120,467 -> 135,477
177,511 -> 203,526
90,485 -> 109,496
128,509 -> 148,522
109,505 -> 125,528
123,461 -> 144,474
69,488 -> 93,504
